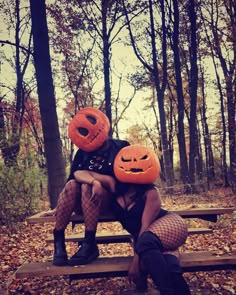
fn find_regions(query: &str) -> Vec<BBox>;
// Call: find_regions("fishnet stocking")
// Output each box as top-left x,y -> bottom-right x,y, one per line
81,184 -> 112,231
148,213 -> 188,251
55,180 -> 82,230
81,184 -> 101,231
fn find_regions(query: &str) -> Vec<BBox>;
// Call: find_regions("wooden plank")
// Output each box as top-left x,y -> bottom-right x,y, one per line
14,251 -> 236,279
45,228 -> 213,244
46,231 -> 132,244
26,207 -> 234,224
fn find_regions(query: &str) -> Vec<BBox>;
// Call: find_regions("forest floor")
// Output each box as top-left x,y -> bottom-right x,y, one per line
0,186 -> 235,295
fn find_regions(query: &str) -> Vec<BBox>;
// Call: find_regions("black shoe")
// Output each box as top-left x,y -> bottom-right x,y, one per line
68,242 -> 99,266
53,229 -> 68,266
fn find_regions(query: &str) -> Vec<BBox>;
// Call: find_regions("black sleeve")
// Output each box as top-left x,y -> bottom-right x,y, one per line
67,149 -> 84,182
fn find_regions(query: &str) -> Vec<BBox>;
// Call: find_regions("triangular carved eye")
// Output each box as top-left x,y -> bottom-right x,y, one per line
78,127 -> 88,136
140,155 -> 148,160
86,115 -> 97,124
121,156 -> 131,162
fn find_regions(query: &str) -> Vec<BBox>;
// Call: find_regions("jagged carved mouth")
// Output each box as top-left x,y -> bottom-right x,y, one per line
130,168 -> 143,173
119,166 -> 152,173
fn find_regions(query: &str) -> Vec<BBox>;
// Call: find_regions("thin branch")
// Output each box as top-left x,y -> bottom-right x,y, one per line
122,0 -> 153,72
0,40 -> 33,55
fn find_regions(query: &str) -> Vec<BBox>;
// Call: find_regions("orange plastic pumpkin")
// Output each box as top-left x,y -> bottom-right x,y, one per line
114,145 -> 160,184
68,107 -> 110,152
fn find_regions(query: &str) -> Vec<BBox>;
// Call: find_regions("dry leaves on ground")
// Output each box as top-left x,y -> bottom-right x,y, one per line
0,187 -> 235,295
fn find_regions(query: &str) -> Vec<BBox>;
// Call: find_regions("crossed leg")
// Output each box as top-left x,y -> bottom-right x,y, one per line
135,213 -> 190,295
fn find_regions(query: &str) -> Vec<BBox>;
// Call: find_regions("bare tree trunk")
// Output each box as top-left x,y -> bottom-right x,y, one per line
172,0 -> 189,187
149,0 -> 174,192
122,0 -> 174,191
201,4 -> 229,187
199,66 -> 215,187
188,0 -> 198,192
0,0 -> 25,166
168,94 -> 174,168
29,0 -> 66,208
196,120 -> 204,187
225,78 -> 236,191
102,0 -> 112,134
210,0 -> 236,191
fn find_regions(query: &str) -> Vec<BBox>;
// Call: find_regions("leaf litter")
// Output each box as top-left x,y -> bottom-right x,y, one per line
0,187 -> 235,294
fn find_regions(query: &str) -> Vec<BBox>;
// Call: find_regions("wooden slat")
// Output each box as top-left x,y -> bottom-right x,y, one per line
14,251 -> 236,279
26,207 -> 234,224
45,228 -> 213,244
46,231 -> 132,244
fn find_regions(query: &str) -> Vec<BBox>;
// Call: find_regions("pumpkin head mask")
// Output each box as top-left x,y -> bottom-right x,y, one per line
68,107 -> 110,152
114,145 -> 160,184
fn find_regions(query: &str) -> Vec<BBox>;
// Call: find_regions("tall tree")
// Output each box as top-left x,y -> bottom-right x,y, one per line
210,0 -> 236,192
29,0 -> 66,208
76,0 -> 130,133
123,0 -> 175,191
200,0 -> 236,191
170,0 -> 189,187
199,65 -> 215,187
188,0 -> 199,191
0,0 -> 32,166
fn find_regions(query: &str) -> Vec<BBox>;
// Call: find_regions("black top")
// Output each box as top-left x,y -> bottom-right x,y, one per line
67,138 -> 130,181
112,186 -> 168,239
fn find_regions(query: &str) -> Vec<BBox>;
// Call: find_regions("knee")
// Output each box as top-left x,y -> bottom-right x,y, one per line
62,180 -> 81,197
135,231 -> 163,255
66,179 -> 80,189
81,183 -> 91,193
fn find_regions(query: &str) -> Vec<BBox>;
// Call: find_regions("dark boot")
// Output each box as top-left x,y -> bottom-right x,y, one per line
135,231 -> 174,295
68,242 -> 99,266
164,254 -> 191,295
53,229 -> 68,266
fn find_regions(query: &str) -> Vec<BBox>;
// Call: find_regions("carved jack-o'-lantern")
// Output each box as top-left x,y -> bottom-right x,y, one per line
68,107 -> 110,152
114,145 -> 160,184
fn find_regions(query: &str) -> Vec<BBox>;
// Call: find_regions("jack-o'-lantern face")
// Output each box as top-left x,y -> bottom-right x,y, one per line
114,145 -> 160,184
68,107 -> 110,152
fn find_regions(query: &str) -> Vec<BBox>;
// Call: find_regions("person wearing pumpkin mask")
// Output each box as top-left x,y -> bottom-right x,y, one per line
110,145 -> 191,295
51,106 -> 129,267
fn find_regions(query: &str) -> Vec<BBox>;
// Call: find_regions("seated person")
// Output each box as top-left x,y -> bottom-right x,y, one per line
112,145 -> 191,295
50,106 -> 129,266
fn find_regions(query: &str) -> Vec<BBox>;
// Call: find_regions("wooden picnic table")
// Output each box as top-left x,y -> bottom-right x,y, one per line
26,207 -> 234,224
13,206 -> 235,290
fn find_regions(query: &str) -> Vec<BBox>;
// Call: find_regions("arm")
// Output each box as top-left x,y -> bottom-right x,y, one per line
129,188 -> 162,284
73,170 -> 116,193
139,187 -> 161,236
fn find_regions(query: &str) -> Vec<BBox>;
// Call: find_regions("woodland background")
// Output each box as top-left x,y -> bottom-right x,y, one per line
0,0 -> 235,222
0,1 -> 235,294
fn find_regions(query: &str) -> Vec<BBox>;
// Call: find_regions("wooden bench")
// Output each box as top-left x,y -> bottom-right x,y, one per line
14,207 -> 235,282
15,251 -> 236,279
26,207 -> 234,224
45,228 -> 213,245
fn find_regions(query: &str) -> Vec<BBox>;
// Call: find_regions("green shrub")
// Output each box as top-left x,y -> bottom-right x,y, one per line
0,163 -> 47,225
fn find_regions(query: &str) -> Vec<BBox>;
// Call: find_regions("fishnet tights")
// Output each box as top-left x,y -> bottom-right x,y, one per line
55,180 -> 82,230
148,213 -> 188,251
81,184 -> 102,231
55,180 -> 110,231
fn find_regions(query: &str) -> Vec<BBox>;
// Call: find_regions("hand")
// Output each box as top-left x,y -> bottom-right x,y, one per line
40,208 -> 56,217
128,255 -> 141,284
105,176 -> 116,193
90,180 -> 104,205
